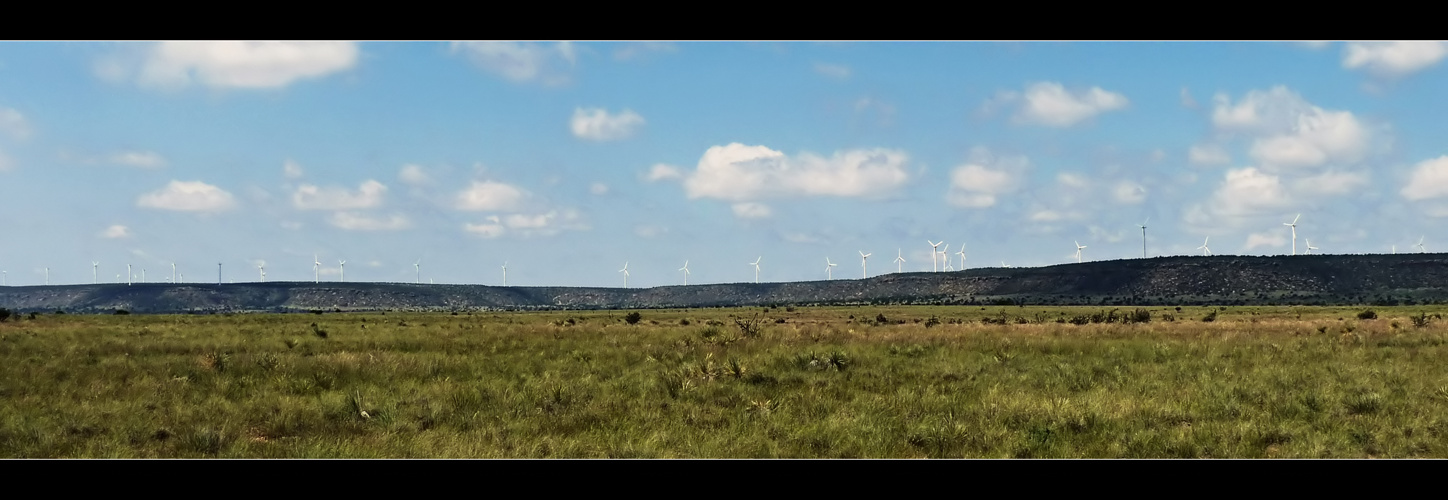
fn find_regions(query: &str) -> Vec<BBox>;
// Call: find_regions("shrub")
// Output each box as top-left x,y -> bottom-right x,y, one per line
114,309 -> 130,315
1201,310 -> 1217,323
1411,312 -> 1432,328
735,314 -> 765,338
624,312 -> 642,325
1357,310 -> 1377,320
0,308 -> 10,322
924,316 -> 941,328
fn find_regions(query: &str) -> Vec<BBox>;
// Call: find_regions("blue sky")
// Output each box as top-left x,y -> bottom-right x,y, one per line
2,41 -> 1448,287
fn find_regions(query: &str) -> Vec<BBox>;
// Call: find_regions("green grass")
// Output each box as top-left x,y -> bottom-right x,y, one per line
2,305 -> 1447,457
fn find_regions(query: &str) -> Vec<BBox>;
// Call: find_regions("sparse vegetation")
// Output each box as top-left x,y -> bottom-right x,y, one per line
3,305 -> 1447,458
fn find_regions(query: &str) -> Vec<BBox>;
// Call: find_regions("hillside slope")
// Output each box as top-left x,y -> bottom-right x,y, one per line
3,254 -> 1447,313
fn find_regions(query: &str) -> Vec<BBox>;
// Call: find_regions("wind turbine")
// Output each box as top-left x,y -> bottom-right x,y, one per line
44,267 -> 49,285
1417,236 -> 1426,253
893,249 -> 905,273
338,260 -> 346,282
92,261 -> 99,284
1283,214 -> 1300,255
1075,241 -> 1087,263
859,251 -> 872,279
501,261 -> 507,286
956,245 -> 967,270
680,261 -> 691,285
749,256 -> 762,284
1198,237 -> 1211,256
927,240 -> 943,272
171,262 -> 176,284
1306,239 -> 1318,255
313,254 -> 321,283
141,269 -> 145,283
127,264 -> 132,286
618,262 -> 629,288
825,257 -> 837,280
2,271 -> 5,286
217,262 -> 222,285
1001,261 -> 1011,268
257,262 -> 265,282
939,244 -> 950,271
414,259 -> 421,284
1138,217 -> 1149,258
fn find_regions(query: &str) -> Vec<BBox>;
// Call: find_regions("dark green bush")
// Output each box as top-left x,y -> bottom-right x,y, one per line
1357,310 -> 1377,320
624,312 -> 642,325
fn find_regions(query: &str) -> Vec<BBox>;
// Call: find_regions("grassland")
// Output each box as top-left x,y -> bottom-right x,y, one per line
3,304 -> 1448,458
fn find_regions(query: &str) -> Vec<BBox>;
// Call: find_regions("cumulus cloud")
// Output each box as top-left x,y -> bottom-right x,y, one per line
110,151 -> 166,169
731,202 -> 772,219
137,180 -> 236,212
571,107 -> 645,141
398,164 -> 430,185
455,180 -> 526,211
946,148 -> 1026,208
986,82 -> 1129,127
108,42 -> 359,90
451,41 -> 576,85
1402,155 -> 1448,201
589,182 -> 609,195
0,107 -> 30,140
463,217 -> 506,238
645,163 -> 683,182
1112,180 -> 1147,204
814,62 -> 852,79
1212,86 -> 1369,170
1188,144 -> 1232,166
1293,170 -> 1369,196
1343,41 -> 1448,78
463,210 -> 584,237
99,224 -> 130,239
283,159 -> 304,179
327,212 -> 409,231
634,225 -> 667,238
292,180 -> 388,210
681,143 -> 910,202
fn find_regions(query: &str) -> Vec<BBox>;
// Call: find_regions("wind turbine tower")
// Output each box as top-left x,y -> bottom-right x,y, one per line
894,249 -> 905,273
825,257 -> 837,279
339,260 -> 346,282
1306,239 -> 1318,255
313,254 -> 321,283
680,261 -> 690,285
127,264 -> 132,286
501,261 -> 507,286
45,267 -> 49,285
1138,217 -> 1149,258
1284,214 -> 1300,255
1198,237 -> 1211,256
171,262 -> 176,284
859,251 -> 872,279
618,262 -> 629,288
415,259 -> 421,284
1075,241 -> 1087,263
1417,236 -> 1426,253
749,256 -> 761,284
92,261 -> 99,284
927,240 -> 943,272
956,245 -> 967,270
218,263 -> 222,285
258,263 -> 265,283
939,244 -> 950,271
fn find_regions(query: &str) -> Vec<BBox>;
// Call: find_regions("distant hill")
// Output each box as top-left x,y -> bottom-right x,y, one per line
3,254 -> 1448,314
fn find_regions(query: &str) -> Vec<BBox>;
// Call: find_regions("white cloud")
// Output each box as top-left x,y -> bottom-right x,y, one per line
946,149 -> 1026,208
1402,155 -> 1448,201
451,41 -> 576,85
1246,231 -> 1288,250
283,159 -> 304,179
110,151 -> 166,169
1088,225 -> 1126,243
292,180 -> 388,210
1295,41 -> 1332,50
327,212 -> 409,231
987,82 -> 1129,127
1212,86 -> 1368,170
1056,172 -> 1089,188
781,231 -> 821,244
1187,168 -> 1291,226
1343,41 -> 1448,78
682,143 -> 910,201
116,42 -> 359,90
814,62 -> 852,79
464,217 -> 506,238
645,163 -> 683,182
1112,180 -> 1147,204
589,182 -> 609,195
0,107 -> 29,140
455,180 -> 526,211
398,164 -> 430,186
634,225 -> 667,238
1188,144 -> 1232,165
463,210 -> 584,237
1180,87 -> 1198,109
571,107 -> 644,141
1030,210 -> 1064,222
612,42 -> 677,61
731,202 -> 772,219
1293,170 -> 1369,196
137,180 -> 236,212
99,224 -> 130,239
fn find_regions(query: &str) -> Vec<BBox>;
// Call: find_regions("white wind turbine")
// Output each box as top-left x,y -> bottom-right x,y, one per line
141,268 -> 145,283
749,256 -> 762,284
1416,236 -> 1426,253
1284,214 -> 1300,255
1138,217 -> 1149,258
92,261 -> 99,284
1305,239 -> 1319,255
1001,261 -> 1011,268
927,240 -> 943,272
956,245 -> 966,270
825,257 -> 837,280
171,262 -> 176,284
501,261 -> 508,286
1198,237 -> 1211,256
414,259 -> 421,284
339,260 -> 346,282
894,249 -> 905,273
44,267 -> 49,285
618,262 -> 629,288
939,244 -> 951,271
859,251 -> 872,279
680,261 -> 690,285
1075,241 -> 1087,263
313,254 -> 321,283
258,262 -> 265,282
127,264 -> 132,286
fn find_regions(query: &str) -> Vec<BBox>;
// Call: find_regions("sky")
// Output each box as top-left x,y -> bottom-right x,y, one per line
2,41 -> 1447,288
